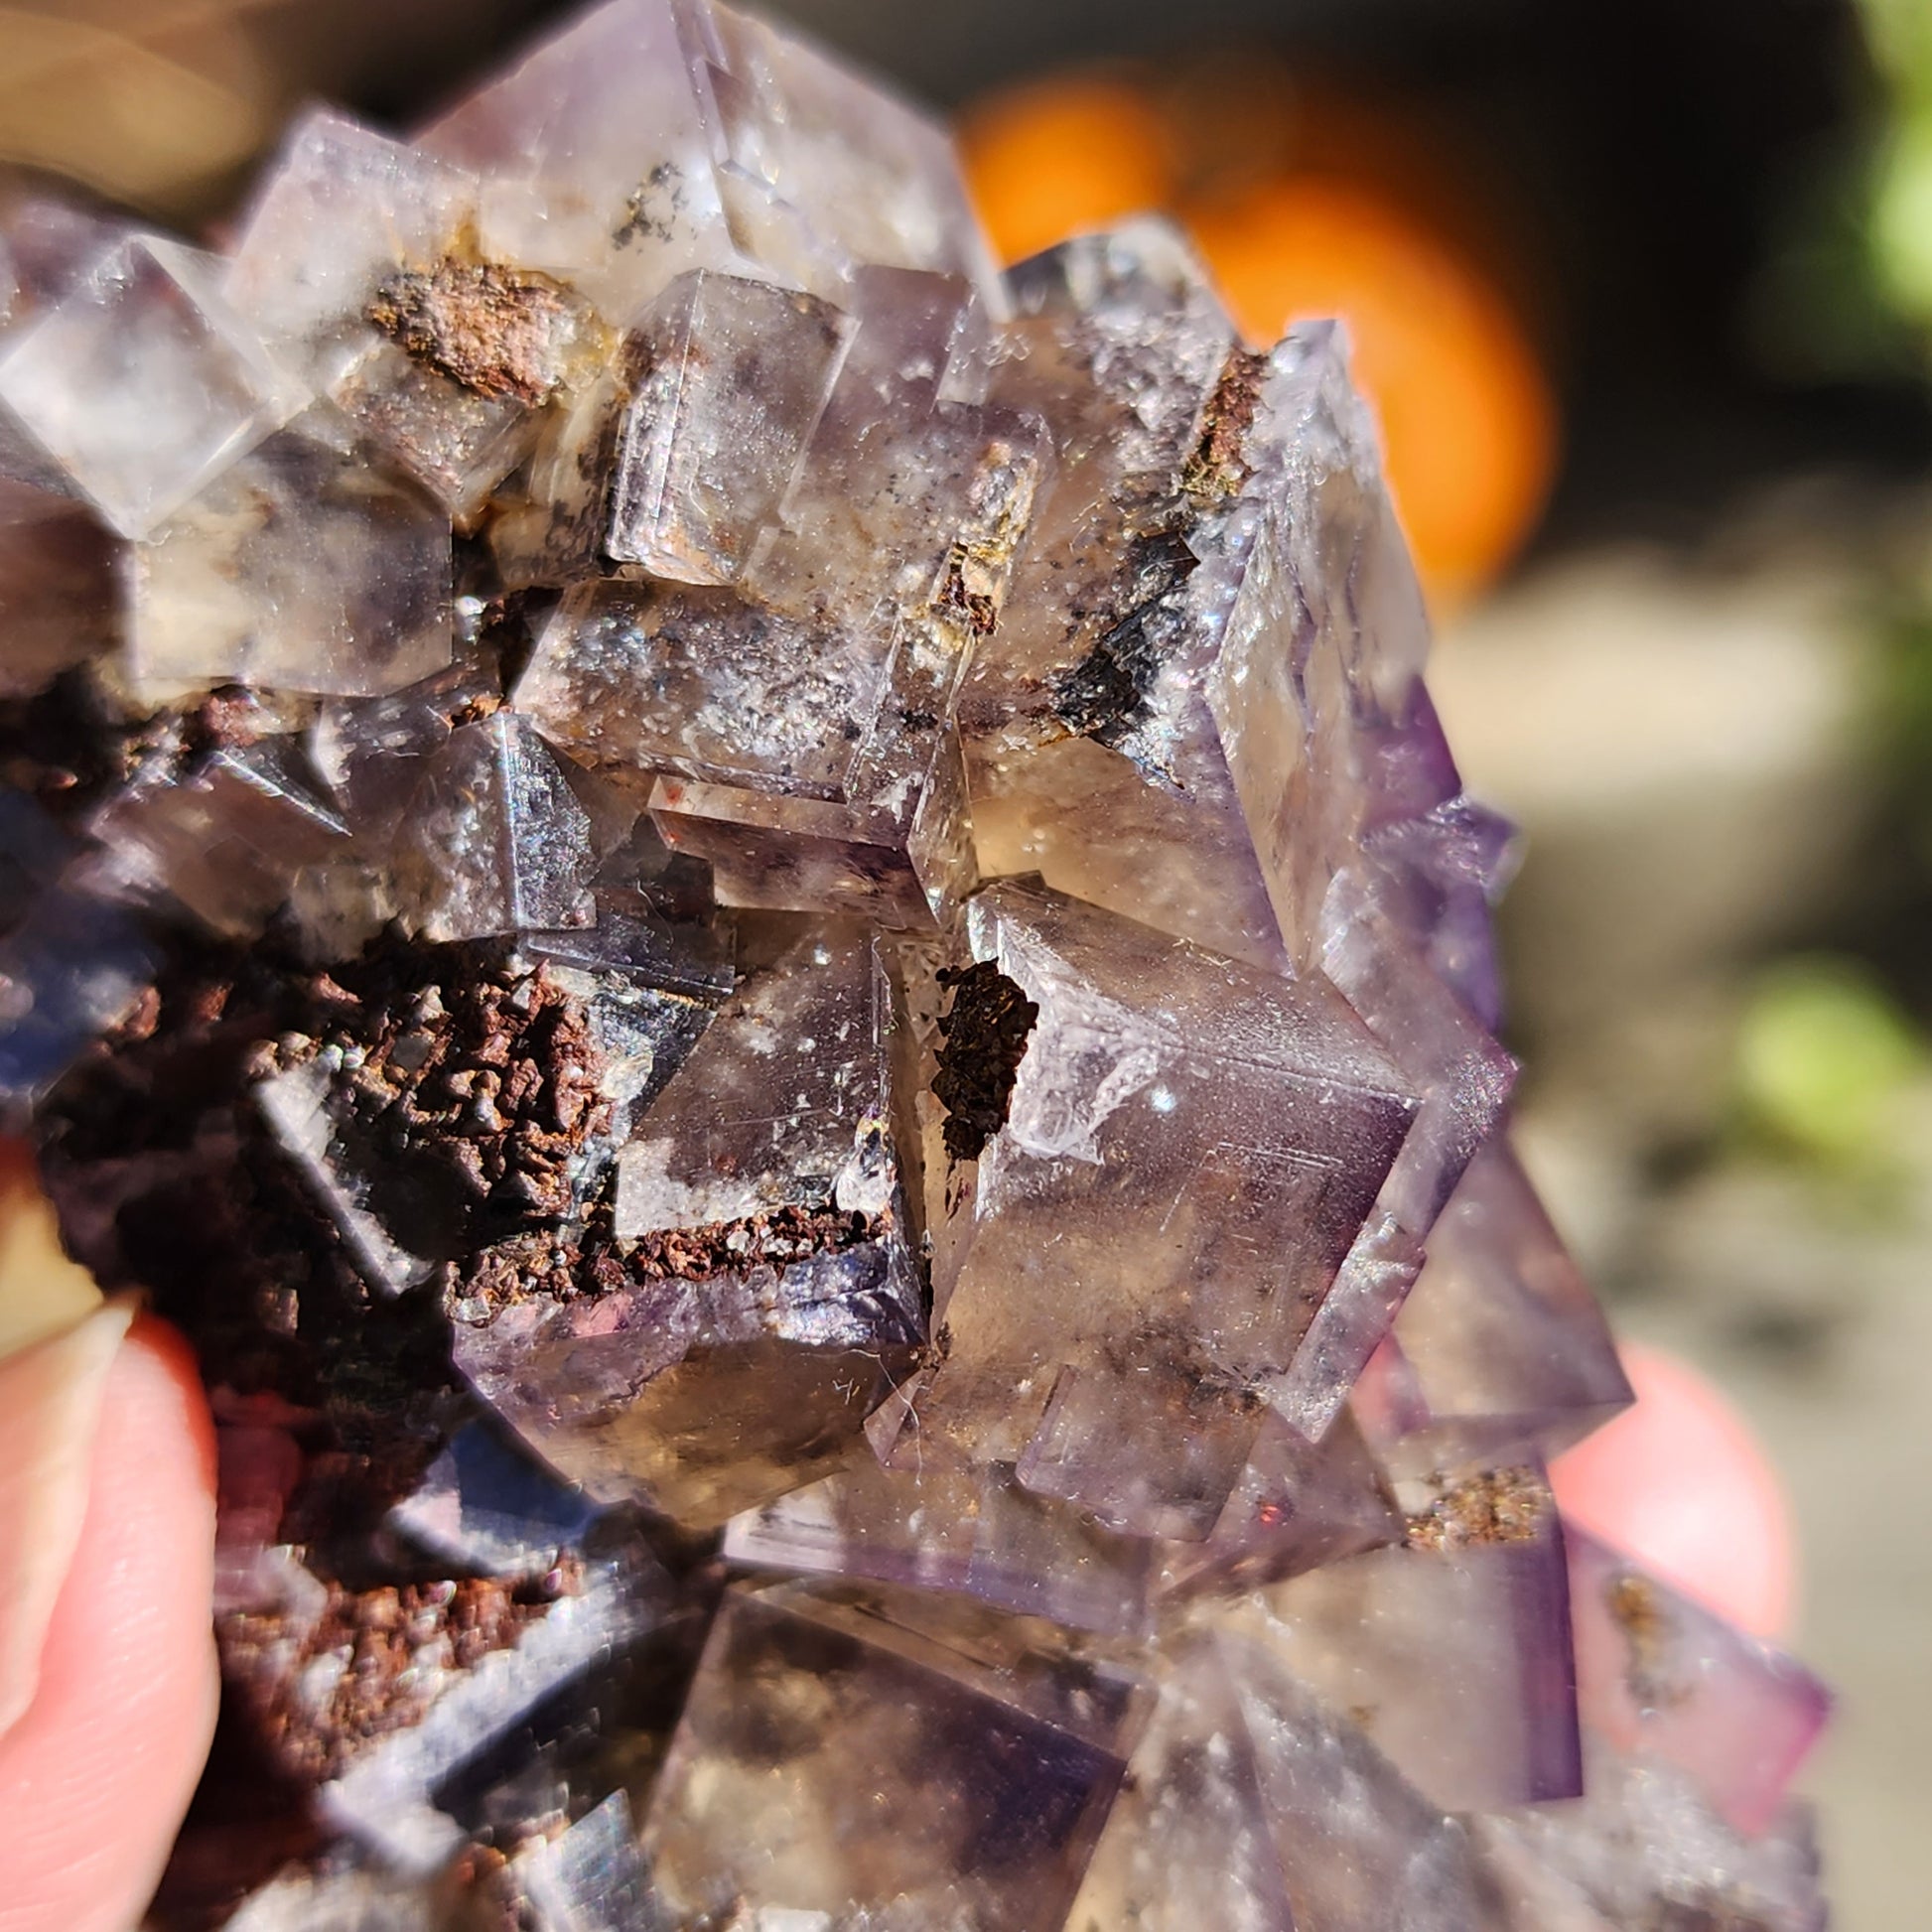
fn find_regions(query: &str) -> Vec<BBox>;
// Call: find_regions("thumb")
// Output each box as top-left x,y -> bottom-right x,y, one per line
0,1297 -> 138,1736
0,1149 -> 218,1932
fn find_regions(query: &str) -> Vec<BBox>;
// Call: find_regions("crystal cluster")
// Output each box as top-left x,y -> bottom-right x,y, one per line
0,4 -> 1829,1928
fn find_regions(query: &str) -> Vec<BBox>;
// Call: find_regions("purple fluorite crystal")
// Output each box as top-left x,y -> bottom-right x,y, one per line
0,2 -> 1827,1926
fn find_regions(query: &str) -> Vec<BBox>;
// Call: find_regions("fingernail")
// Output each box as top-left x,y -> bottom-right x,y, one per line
0,1141 -> 102,1362
0,1296 -> 137,1738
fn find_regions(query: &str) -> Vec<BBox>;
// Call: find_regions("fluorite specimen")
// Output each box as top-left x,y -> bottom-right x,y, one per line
0,4 -> 1829,1928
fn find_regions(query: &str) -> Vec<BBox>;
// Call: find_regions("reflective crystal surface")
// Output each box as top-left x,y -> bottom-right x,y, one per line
392,710 -> 599,940
454,920 -> 923,1526
0,233 -> 296,537
1566,1525 -> 1830,1839
1226,1462 -> 1583,1811
226,106 -> 600,520
893,876 -> 1419,1538
640,1585 -> 1141,1928
127,407 -> 452,700
92,739 -> 350,939
959,223 -> 1275,971
518,323 -> 1041,927
1353,1138 -> 1634,1470
225,108 -> 482,398
605,270 -> 852,583
1071,1630 -> 1507,1932
724,1450 -> 1159,1637
0,880 -> 156,1123
0,7 -> 1827,1928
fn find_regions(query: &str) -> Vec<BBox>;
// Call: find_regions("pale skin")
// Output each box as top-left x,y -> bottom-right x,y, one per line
0,1297 -> 1792,1930
0,1314 -> 217,1932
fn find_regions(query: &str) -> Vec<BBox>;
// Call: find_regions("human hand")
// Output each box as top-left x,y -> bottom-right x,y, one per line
0,1178 -> 216,1932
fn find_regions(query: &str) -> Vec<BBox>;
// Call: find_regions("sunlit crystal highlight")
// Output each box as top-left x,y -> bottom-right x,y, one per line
0,2 -> 1828,1926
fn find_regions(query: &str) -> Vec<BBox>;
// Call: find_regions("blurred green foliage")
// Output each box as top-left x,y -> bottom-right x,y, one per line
1862,0 -> 1932,323
1750,0 -> 1932,380
1733,953 -> 1926,1175
1872,592 -> 1932,879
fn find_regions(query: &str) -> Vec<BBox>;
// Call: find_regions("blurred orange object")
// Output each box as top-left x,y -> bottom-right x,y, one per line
957,73 -> 1174,267
959,58 -> 1560,613
1185,174 -> 1558,612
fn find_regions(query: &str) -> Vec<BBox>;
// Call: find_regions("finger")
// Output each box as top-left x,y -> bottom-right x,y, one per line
0,1315 -> 218,1932
0,1298 -> 135,1735
0,1141 -> 101,1360
1550,1340 -> 1795,1641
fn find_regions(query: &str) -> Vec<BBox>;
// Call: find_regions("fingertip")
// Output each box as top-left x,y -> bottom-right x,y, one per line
1551,1340 -> 1795,1641
119,1311 -> 218,1497
0,1312 -> 218,1932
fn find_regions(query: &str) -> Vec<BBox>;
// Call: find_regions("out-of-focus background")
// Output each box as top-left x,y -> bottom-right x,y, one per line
3,0 -> 1930,1923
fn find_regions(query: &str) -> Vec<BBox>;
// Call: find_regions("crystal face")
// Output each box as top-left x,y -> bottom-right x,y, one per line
126,406 -> 453,701
0,3 -> 1828,1927
0,234 -> 298,538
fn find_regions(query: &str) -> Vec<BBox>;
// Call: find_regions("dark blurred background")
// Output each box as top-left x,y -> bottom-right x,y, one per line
4,2 -> 1930,1924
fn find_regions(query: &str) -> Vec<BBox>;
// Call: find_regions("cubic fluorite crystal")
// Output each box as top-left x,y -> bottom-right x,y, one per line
0,4 -> 1828,1928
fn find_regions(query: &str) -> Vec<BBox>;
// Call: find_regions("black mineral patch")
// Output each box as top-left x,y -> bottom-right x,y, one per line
1049,528 -> 1197,752
931,960 -> 1038,1164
